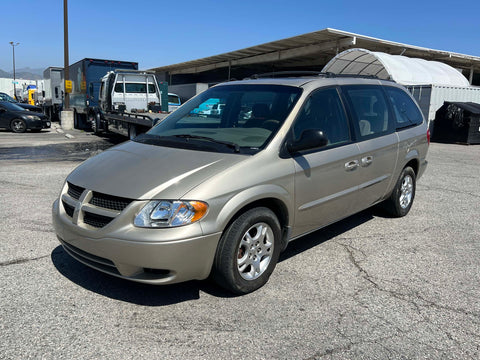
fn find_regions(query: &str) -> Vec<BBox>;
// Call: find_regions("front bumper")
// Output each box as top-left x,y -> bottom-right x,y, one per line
27,118 -> 51,130
52,199 -> 222,285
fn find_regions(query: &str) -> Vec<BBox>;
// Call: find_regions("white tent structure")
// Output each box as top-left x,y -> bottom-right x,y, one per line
322,48 -> 470,87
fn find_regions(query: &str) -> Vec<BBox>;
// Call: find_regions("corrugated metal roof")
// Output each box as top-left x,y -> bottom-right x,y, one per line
148,28 -> 480,78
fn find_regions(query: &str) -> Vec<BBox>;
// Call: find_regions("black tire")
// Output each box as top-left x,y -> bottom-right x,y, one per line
90,112 -> 102,134
128,124 -> 137,140
383,166 -> 416,217
73,110 -> 80,129
11,119 -> 27,133
212,207 -> 282,294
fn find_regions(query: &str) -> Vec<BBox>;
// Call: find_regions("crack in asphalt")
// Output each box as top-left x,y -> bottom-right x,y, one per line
338,242 -> 480,318
303,241 -> 480,359
0,180 -> 38,189
0,254 -> 50,267
419,184 -> 480,199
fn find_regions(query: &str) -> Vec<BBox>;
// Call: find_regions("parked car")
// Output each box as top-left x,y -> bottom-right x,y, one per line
168,93 -> 182,112
0,101 -> 51,133
200,102 -> 225,117
52,75 -> 429,294
0,92 -> 43,113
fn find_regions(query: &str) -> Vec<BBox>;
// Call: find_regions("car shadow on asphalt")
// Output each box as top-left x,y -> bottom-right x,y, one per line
279,208 -> 376,262
51,245 -> 234,306
51,208 -> 378,305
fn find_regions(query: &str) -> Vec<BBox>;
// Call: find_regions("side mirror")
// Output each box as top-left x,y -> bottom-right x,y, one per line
287,129 -> 328,153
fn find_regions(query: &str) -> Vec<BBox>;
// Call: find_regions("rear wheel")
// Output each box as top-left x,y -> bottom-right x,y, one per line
212,207 -> 281,294
11,119 -> 27,133
383,166 -> 416,217
89,112 -> 102,134
128,124 -> 137,140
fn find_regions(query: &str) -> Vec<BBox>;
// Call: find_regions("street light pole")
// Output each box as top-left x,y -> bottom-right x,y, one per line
9,42 -> 19,100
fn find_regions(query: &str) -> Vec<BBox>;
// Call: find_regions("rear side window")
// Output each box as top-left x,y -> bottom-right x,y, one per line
386,87 -> 423,128
148,84 -> 156,93
293,87 -> 350,146
343,86 -> 392,139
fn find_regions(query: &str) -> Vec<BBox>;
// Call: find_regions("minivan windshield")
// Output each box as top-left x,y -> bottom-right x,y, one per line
135,84 -> 302,154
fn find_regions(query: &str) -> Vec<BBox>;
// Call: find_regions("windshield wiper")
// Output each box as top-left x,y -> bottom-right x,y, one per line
173,134 -> 240,153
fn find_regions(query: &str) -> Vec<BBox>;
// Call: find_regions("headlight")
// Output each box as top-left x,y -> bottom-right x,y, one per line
134,200 -> 208,228
24,115 -> 41,121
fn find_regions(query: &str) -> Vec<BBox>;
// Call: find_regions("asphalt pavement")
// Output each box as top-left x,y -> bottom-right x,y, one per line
0,127 -> 479,359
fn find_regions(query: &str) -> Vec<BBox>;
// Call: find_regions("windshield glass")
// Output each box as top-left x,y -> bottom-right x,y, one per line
0,101 -> 25,111
0,93 -> 17,103
137,84 -> 302,154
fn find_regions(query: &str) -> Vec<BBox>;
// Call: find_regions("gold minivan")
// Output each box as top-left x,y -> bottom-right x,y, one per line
52,75 -> 429,294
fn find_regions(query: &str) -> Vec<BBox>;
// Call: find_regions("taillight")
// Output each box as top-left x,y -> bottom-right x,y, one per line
427,128 -> 431,145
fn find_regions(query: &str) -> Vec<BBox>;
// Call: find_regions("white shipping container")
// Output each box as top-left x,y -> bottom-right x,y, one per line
408,85 -> 480,123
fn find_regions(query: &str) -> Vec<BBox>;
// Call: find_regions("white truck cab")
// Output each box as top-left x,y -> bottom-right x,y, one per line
99,70 -> 162,113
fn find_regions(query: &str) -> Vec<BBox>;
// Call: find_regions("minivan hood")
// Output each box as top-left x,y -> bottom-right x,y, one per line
67,141 -> 247,200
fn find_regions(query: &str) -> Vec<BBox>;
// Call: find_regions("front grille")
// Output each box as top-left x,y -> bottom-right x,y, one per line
83,212 -> 114,228
62,183 -> 134,229
62,200 -> 75,218
67,182 -> 84,200
89,192 -> 132,211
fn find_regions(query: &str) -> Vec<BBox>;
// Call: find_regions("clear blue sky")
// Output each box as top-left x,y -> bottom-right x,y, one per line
1,0 -> 479,72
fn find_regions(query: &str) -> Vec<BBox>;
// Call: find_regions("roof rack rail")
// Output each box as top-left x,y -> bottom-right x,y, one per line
247,71 -> 323,79
323,72 -> 382,80
245,71 -> 385,80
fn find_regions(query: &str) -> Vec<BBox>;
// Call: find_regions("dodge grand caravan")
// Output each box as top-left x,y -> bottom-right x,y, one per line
52,75 -> 429,294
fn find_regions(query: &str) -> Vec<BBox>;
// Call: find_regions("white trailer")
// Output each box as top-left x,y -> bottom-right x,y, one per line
42,67 -> 64,121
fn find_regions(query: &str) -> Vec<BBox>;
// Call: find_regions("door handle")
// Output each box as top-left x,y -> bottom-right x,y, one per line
345,160 -> 359,171
361,156 -> 373,167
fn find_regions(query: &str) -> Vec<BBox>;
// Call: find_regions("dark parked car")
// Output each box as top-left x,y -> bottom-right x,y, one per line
0,92 -> 43,113
0,101 -> 51,133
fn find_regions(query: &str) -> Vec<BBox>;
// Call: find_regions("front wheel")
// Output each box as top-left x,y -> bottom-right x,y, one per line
11,119 -> 27,133
212,207 -> 281,294
383,166 -> 416,217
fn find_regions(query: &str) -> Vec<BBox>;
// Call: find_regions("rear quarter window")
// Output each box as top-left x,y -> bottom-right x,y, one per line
386,87 -> 424,129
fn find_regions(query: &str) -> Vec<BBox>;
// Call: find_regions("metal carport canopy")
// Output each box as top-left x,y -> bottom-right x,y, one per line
148,28 -> 480,82
322,48 -> 471,86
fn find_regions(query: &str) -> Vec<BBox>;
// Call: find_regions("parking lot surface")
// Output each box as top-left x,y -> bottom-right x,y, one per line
0,128 -> 479,359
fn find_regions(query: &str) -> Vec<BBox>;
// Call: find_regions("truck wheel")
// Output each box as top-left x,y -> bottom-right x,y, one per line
212,207 -> 281,294
128,124 -> 137,140
383,166 -> 416,217
73,110 -> 79,129
90,112 -> 102,134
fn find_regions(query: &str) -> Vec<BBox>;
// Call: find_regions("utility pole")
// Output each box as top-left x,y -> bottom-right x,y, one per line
9,42 -> 19,100
60,0 -> 74,130
63,0 -> 69,109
